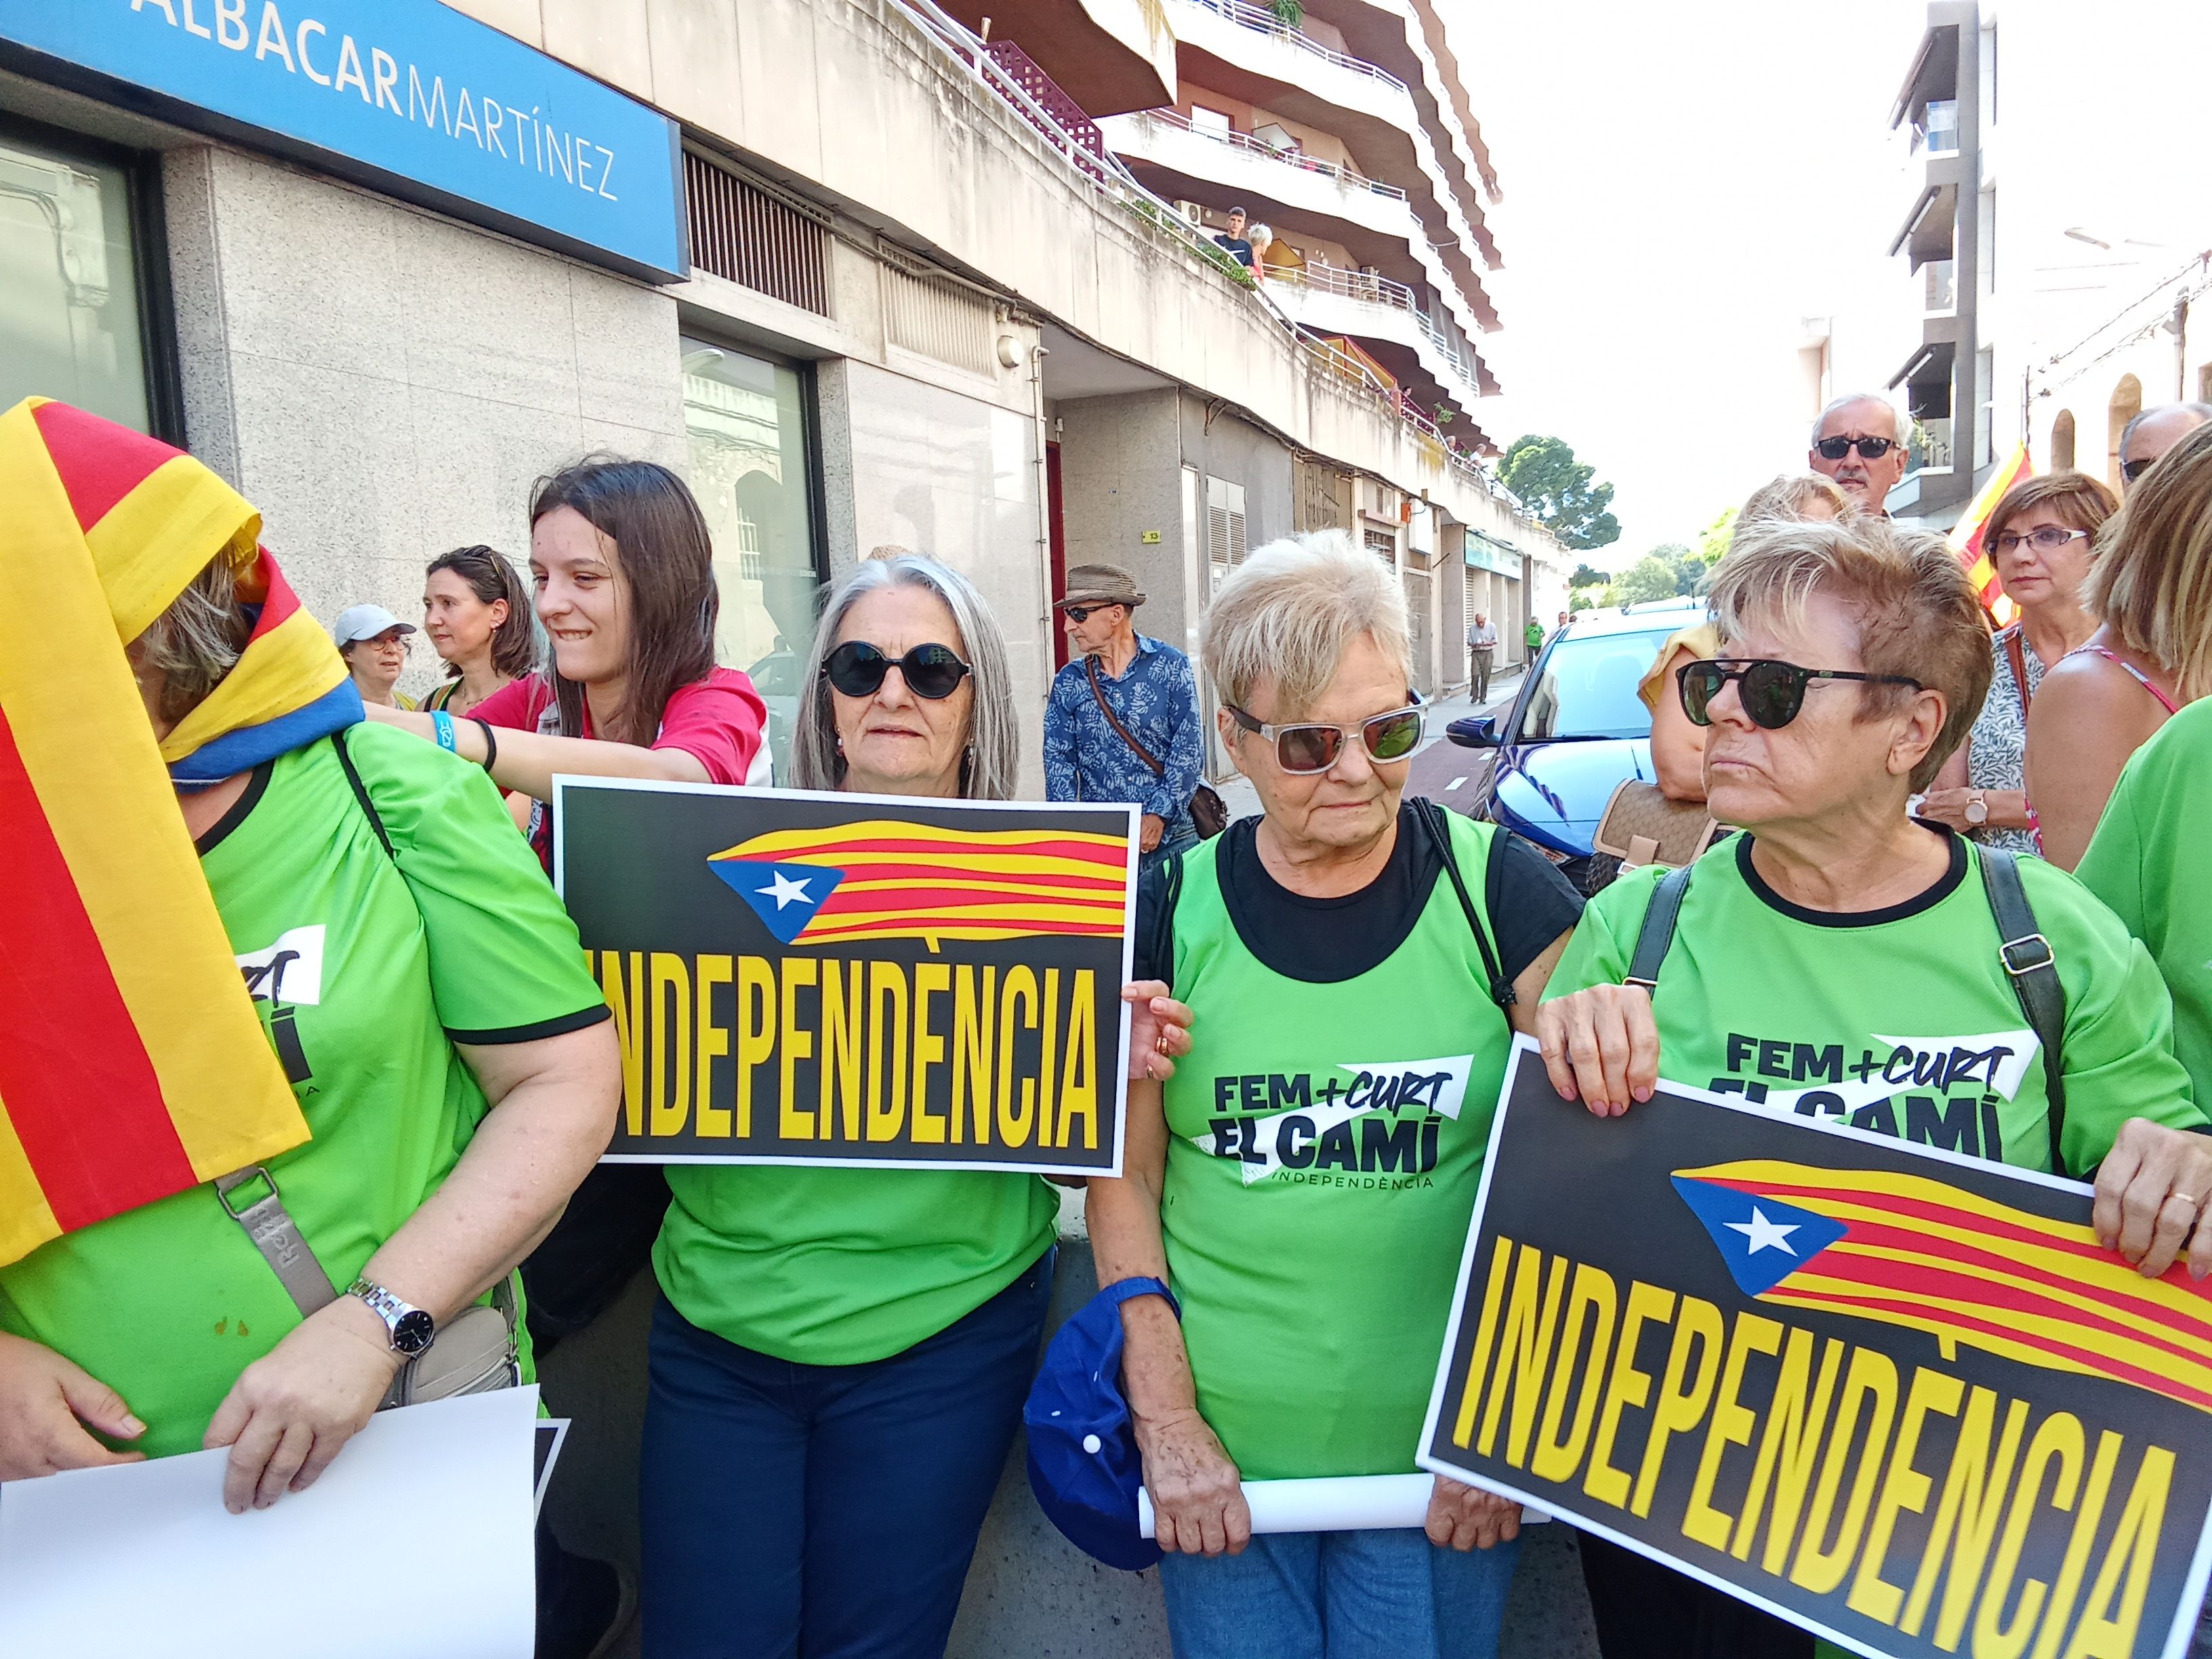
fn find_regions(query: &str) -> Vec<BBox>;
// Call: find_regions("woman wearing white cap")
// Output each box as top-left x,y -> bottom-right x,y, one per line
331,604 -> 418,710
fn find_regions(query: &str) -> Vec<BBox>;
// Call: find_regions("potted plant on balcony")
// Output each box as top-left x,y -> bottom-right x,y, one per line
1270,0 -> 1304,24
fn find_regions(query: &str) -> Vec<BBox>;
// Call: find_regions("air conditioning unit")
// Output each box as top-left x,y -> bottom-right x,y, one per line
1174,200 -> 1206,226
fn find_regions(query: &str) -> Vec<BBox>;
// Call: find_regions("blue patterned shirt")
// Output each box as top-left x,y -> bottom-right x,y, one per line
1044,635 -> 1205,832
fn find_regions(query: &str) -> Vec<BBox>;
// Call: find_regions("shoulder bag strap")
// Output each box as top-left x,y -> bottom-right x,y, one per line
1979,846 -> 2069,1175
2002,628 -> 2034,720
330,726 -> 398,864
1624,863 -> 1696,994
1147,851 -> 1184,992
1414,799 -> 1513,1008
1087,656 -> 1164,778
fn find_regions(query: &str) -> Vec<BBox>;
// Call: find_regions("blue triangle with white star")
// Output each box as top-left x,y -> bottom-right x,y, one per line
708,859 -> 844,944
1671,1176 -> 1847,1298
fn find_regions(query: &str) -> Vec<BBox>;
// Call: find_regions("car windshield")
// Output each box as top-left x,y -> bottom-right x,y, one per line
1517,629 -> 1679,741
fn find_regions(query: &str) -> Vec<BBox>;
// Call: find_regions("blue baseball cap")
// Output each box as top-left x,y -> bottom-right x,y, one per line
1023,1275 -> 1179,1572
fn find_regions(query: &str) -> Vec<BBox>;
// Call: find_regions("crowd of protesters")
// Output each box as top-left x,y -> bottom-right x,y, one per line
8,385 -> 2212,1659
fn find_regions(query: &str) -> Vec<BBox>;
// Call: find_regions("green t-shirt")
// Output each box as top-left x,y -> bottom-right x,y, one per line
0,725 -> 609,1458
1525,620 -> 1544,652
2078,698 -> 2212,1115
1547,831 -> 2203,1175
655,1166 -> 1057,1366
1158,813 -> 1519,1479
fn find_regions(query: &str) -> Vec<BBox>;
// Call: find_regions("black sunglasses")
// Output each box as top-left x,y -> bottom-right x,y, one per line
2121,456 -> 2158,484
1814,434 -> 1898,462
1061,604 -> 1120,623
1677,659 -> 1923,731
1225,699 -> 1422,774
822,641 -> 973,701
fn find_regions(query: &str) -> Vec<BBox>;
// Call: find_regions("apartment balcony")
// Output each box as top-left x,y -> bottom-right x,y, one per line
1161,0 -> 1499,327
933,0 -> 1175,115
1262,258 -> 1489,412
1100,106 -> 1492,350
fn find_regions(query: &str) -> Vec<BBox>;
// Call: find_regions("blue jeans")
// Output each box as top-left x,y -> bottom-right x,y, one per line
637,1252 -> 1053,1659
1141,819 -> 1200,878
1159,1525 -> 1521,1659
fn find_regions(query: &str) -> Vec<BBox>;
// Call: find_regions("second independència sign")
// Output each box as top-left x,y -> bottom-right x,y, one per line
0,0 -> 684,280
556,779 -> 1137,1178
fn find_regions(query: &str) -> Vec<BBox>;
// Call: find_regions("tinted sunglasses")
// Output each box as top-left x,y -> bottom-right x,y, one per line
1814,435 -> 1898,462
1225,700 -> 1422,774
1677,659 -> 1922,731
822,641 -> 972,701
1061,604 -> 1120,623
2121,456 -> 2158,484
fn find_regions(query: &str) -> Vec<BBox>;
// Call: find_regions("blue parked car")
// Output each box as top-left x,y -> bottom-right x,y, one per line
1448,600 -> 1708,894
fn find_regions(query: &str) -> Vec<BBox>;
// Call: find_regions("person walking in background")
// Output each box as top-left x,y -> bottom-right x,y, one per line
1921,472 -> 2113,853
1523,612 -> 1544,660
331,604 -> 417,709
1045,564 -> 1206,873
2026,422 -> 2212,868
639,552 -> 1194,1659
1466,610 -> 1497,701
2118,402 -> 2212,489
1807,393 -> 1910,516
422,545 -> 535,716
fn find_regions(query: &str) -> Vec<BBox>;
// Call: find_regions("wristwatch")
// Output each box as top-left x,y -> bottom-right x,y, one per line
346,1278 -> 436,1356
1965,791 -> 1989,828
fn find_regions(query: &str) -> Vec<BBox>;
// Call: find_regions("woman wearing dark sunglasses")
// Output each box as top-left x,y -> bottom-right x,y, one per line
1538,516 -> 2207,1659
1088,532 -> 1584,1659
638,552 -> 1193,1659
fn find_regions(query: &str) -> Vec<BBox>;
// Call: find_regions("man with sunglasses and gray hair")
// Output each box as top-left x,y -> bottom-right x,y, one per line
1045,563 -> 1206,872
1807,393 -> 1911,514
2118,402 -> 2212,490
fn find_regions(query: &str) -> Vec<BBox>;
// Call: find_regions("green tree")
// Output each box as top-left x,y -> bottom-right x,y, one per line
1498,435 -> 1621,551
1612,543 -> 1705,605
1695,507 -> 1738,571
1569,592 -> 1595,613
1568,561 -> 1611,590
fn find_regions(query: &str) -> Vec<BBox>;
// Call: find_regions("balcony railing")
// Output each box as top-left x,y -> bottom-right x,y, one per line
1123,108 -> 1409,201
983,41 -> 1106,163
1273,258 -> 1482,388
882,0 -> 1510,495
1168,0 -> 1412,98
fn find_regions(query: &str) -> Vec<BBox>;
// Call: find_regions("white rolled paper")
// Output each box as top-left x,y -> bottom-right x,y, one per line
1137,1474 -> 1548,1538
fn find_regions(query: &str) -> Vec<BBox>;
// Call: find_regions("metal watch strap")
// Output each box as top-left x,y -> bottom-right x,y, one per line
214,1166 -> 338,1316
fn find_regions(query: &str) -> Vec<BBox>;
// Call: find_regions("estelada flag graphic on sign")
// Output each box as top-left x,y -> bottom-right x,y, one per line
707,819 -> 1128,949
1675,1159 -> 2212,1414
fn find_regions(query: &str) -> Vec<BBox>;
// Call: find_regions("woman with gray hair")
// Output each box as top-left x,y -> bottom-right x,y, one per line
1538,514 -> 2206,1659
639,552 -> 1193,1659
1087,531 -> 1583,1658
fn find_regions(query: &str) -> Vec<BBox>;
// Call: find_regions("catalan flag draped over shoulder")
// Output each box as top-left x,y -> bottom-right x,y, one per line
1674,1158 -> 2212,1416
0,396 -> 359,1268
1948,441 -> 2033,626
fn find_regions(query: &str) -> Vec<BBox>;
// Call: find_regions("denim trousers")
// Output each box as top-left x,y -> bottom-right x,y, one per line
1158,1525 -> 1521,1659
1141,820 -> 1200,879
636,1253 -> 1053,1659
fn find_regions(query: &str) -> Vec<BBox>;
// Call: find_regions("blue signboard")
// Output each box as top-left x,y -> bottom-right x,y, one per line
0,0 -> 685,281
1466,532 -> 1522,577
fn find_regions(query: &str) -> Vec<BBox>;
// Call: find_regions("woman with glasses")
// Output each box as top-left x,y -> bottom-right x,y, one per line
1087,532 -> 1584,1659
2026,423 -> 2212,869
1538,515 -> 2206,1659
1920,472 -> 2114,854
638,552 -> 1193,1659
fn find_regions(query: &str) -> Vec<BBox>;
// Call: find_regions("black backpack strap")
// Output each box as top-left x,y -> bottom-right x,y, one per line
1979,847 -> 2069,1175
1146,851 -> 1183,992
329,726 -> 397,863
1415,799 -> 1513,1008
1624,863 -> 1696,994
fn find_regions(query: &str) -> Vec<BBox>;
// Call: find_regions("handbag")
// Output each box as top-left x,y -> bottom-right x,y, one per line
1084,656 -> 1227,840
1591,779 -> 1722,873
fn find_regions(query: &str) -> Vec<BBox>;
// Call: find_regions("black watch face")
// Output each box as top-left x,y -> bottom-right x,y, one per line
392,1309 -> 436,1355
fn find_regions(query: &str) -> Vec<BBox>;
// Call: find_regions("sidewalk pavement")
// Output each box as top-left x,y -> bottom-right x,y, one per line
1210,664 -> 1525,823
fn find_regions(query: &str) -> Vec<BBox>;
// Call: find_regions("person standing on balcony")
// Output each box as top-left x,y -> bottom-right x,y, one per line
1045,565 -> 1206,874
1246,224 -> 1274,284
1807,394 -> 1910,515
1466,611 -> 1497,702
1212,207 -> 1255,270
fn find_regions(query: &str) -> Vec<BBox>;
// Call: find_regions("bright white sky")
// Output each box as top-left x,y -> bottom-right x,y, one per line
1452,0 -> 1930,564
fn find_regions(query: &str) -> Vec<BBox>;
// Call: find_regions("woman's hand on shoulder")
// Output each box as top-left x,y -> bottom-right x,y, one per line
1135,1406 -> 1250,1556
202,1298 -> 403,1513
1426,1475 -> 1521,1551
1123,981 -> 1195,1082
0,1332 -> 146,1481
1535,984 -> 1658,1115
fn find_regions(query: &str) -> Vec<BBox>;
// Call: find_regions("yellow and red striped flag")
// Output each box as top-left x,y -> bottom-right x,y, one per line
708,818 -> 1130,950
1675,1158 -> 2212,1414
0,398 -> 328,1268
1948,441 -> 2033,626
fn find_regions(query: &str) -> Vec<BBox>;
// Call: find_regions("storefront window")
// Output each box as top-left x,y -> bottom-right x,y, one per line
680,340 -> 822,782
0,129 -> 153,430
